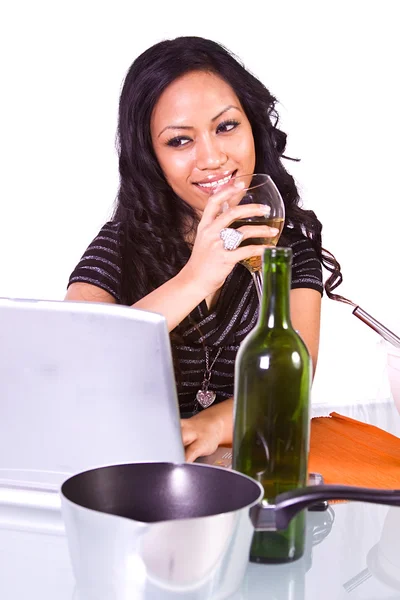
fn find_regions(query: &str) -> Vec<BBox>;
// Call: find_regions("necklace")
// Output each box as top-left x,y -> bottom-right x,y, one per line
196,346 -> 223,409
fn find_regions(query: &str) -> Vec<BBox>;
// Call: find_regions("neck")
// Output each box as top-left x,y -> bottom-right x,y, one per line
258,249 -> 292,329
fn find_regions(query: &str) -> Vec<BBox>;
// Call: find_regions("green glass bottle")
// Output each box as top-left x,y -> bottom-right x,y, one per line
232,247 -> 311,564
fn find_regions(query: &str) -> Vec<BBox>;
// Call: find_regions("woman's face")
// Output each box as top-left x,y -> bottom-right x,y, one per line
151,70 -> 256,214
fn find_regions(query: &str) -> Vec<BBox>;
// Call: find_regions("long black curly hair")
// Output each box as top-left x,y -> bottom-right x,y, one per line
113,36 -> 342,305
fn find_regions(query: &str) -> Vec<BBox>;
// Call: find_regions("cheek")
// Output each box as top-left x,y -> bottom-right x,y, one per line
156,148 -> 195,188
232,133 -> 256,167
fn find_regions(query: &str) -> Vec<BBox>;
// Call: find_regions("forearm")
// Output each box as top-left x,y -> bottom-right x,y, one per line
204,397 -> 234,446
290,288 -> 321,376
132,267 -> 206,332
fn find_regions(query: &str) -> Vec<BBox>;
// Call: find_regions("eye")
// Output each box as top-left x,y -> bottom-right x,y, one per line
216,119 -> 240,134
166,136 -> 192,148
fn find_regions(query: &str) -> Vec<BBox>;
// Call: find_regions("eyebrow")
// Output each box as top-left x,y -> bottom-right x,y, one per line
157,105 -> 241,137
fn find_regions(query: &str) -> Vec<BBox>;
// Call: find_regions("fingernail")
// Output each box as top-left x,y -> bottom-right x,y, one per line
222,201 -> 230,212
234,180 -> 246,190
269,228 -> 279,235
260,205 -> 271,216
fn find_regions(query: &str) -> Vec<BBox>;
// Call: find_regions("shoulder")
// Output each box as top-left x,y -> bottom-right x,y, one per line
67,221 -> 124,302
279,228 -> 324,295
91,221 -> 124,246
280,227 -> 319,263
82,221 -> 124,260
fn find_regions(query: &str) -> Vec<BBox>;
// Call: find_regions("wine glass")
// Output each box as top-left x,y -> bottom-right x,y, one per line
224,173 -> 285,301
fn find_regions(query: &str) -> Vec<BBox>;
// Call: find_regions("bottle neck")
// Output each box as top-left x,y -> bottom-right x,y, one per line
258,249 -> 292,329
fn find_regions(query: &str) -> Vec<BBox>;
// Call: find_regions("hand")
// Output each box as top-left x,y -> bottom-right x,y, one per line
181,410 -> 224,462
180,182 -> 279,297
181,398 -> 234,462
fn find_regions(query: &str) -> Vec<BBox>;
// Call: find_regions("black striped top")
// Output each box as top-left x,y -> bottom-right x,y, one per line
68,222 -> 323,415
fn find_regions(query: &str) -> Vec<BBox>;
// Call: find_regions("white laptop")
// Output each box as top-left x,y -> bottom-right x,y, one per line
0,297 -> 184,494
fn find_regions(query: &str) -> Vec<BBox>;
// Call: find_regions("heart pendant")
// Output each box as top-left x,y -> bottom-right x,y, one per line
196,389 -> 216,409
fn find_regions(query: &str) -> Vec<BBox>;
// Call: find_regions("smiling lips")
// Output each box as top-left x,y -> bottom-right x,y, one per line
194,170 -> 237,193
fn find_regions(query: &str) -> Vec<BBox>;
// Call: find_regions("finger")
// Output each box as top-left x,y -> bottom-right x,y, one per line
199,181 -> 246,228
180,422 -> 197,447
215,203 -> 271,229
237,224 -> 280,240
229,244 -> 274,263
184,441 -> 209,463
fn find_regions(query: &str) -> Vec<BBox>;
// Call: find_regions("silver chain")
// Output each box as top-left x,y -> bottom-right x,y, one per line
202,346 -> 223,391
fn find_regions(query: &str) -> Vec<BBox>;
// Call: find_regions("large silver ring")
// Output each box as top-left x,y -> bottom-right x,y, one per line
220,227 -> 244,251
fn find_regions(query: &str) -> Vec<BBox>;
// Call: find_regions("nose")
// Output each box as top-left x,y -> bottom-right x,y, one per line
195,135 -> 227,170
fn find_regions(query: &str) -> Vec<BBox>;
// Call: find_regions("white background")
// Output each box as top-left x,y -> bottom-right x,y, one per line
1,0 -> 399,406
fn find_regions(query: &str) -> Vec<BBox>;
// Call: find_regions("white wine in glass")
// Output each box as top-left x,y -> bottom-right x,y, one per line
228,174 -> 285,301
230,215 -> 284,272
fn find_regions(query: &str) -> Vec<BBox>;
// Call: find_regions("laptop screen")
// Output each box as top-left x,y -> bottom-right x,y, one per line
0,298 -> 184,489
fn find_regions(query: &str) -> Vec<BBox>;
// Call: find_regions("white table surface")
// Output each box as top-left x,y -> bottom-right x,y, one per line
1,400 -> 400,600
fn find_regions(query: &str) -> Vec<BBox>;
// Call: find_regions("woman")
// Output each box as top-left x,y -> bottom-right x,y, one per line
66,36 -> 342,461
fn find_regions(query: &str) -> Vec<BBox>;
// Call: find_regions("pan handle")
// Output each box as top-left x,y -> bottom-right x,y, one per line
251,485 -> 400,532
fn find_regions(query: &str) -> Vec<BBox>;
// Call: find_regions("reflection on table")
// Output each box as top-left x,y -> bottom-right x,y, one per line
0,399 -> 399,600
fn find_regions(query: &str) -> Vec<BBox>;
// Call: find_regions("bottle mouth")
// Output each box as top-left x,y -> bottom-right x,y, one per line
263,247 -> 292,259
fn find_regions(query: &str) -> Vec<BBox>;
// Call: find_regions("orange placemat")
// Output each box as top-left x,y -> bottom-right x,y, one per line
309,412 -> 400,488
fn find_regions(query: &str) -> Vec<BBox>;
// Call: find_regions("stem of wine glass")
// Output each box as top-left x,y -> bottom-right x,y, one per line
251,271 -> 263,302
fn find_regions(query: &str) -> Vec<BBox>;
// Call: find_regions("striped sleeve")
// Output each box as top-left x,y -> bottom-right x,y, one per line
67,221 -> 123,302
286,231 -> 323,295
